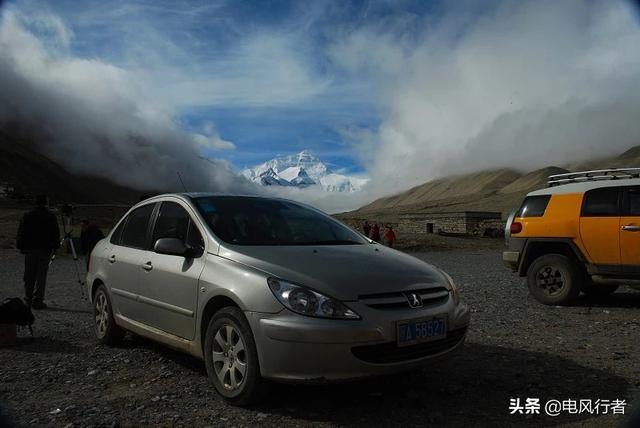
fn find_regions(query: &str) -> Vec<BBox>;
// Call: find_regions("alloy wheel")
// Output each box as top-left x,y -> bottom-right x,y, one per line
536,266 -> 565,296
95,292 -> 109,337
211,324 -> 247,391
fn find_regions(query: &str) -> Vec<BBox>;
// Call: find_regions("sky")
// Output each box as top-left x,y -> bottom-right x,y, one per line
13,0 -> 389,173
1,0 -> 640,212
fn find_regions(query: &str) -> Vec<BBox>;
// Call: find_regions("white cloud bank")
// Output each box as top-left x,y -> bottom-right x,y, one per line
0,5 -> 250,193
3,0 -> 640,214
332,0 -> 640,197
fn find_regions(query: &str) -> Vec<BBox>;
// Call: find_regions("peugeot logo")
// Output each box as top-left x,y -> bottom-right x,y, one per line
406,293 -> 423,308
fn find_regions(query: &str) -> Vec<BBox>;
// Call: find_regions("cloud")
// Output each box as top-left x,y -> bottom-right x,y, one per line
0,0 -> 342,201
0,4 -> 254,194
5,0 -> 640,215
156,33 -> 330,108
192,122 -> 236,151
330,0 -> 640,197
54,1 -> 331,110
337,125 -> 378,173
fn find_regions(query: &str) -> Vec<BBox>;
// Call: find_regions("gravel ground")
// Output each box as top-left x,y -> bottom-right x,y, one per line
0,248 -> 638,427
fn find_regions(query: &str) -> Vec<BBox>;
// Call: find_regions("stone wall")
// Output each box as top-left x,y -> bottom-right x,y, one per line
396,213 -> 468,236
340,212 -> 506,240
467,218 -> 505,237
397,212 -> 504,237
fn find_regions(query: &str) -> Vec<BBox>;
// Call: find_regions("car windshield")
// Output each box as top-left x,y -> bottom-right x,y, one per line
193,196 -> 366,246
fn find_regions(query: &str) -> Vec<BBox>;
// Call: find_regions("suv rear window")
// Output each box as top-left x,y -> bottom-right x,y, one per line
516,195 -> 551,217
582,188 -> 620,217
625,188 -> 640,215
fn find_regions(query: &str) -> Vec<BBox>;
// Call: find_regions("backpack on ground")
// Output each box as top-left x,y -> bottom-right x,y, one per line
0,298 -> 34,335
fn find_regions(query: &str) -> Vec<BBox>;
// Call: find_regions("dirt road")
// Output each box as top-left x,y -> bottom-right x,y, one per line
0,249 -> 638,427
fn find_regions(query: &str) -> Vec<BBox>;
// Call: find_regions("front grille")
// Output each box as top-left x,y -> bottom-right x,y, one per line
351,328 -> 467,364
359,287 -> 450,310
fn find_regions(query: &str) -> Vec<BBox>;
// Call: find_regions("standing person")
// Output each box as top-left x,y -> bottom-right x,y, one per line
383,225 -> 397,248
370,223 -> 380,242
362,220 -> 371,237
80,219 -> 105,270
16,195 -> 60,309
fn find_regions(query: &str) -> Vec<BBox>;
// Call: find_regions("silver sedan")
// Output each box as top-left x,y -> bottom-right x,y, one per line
87,193 -> 470,405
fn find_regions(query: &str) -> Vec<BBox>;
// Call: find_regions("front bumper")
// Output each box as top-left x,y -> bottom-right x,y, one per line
245,299 -> 470,382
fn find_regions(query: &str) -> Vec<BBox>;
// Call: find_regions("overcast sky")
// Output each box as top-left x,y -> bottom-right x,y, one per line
1,0 -> 640,211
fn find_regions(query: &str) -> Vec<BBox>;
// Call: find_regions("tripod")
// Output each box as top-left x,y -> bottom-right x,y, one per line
49,207 -> 86,300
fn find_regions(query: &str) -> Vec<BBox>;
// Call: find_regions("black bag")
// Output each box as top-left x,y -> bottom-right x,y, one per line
0,298 -> 35,335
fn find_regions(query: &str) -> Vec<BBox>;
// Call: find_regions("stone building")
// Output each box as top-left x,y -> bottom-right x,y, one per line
396,211 -> 504,237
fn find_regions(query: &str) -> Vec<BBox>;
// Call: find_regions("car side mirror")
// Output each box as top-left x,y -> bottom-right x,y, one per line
154,238 -> 189,257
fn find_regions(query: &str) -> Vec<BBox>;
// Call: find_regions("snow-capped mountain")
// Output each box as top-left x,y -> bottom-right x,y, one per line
277,166 -> 316,187
256,168 -> 292,186
241,150 -> 368,193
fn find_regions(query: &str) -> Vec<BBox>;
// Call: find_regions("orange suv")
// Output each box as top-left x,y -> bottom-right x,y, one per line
504,168 -> 640,305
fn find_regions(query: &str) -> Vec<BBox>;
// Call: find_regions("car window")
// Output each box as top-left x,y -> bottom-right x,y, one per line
625,188 -> 640,216
581,187 -> 620,217
152,202 -> 204,252
186,220 -> 204,250
152,202 -> 190,244
193,196 -> 366,246
120,203 -> 155,249
516,195 -> 551,217
110,218 -> 126,245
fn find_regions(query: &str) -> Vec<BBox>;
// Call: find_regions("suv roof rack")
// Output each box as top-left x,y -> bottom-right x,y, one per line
547,168 -> 640,187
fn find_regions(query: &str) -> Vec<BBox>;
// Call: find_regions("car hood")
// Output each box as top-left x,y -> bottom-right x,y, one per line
217,243 -> 448,301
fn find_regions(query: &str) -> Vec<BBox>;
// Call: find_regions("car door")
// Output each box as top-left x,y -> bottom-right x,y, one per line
137,201 -> 205,340
106,203 -> 157,321
620,187 -> 640,275
579,187 -> 621,273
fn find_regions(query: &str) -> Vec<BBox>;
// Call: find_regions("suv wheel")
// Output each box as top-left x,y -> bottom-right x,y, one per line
204,307 -> 264,406
582,281 -> 618,298
93,285 -> 125,345
527,254 -> 581,305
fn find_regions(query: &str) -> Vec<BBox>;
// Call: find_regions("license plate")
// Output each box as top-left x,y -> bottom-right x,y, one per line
397,316 -> 447,347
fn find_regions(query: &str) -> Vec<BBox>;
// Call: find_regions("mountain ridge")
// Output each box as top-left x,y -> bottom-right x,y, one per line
346,146 -> 640,218
242,150 -> 368,193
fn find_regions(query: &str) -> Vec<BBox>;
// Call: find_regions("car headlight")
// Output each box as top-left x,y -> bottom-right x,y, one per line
440,270 -> 460,305
267,278 -> 360,320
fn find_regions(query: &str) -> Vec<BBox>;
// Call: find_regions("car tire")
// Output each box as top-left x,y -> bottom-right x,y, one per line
527,254 -> 581,305
582,281 -> 619,298
93,285 -> 125,345
204,306 -> 265,406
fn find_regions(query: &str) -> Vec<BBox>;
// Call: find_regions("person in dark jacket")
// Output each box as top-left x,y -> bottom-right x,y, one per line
362,220 -> 371,237
16,195 -> 60,309
80,219 -> 104,270
369,223 -> 381,242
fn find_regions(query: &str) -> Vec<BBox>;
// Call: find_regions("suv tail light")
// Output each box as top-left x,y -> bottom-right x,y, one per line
510,222 -> 523,234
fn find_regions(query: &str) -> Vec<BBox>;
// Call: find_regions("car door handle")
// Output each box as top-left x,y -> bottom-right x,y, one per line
621,225 -> 640,231
108,255 -> 116,263
142,261 -> 153,271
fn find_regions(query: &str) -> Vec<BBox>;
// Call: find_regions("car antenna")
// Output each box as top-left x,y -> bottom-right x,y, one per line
177,171 -> 189,192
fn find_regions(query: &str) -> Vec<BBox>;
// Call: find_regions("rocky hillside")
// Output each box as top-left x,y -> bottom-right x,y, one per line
360,169 -> 520,213
348,146 -> 640,219
0,127 -> 142,204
